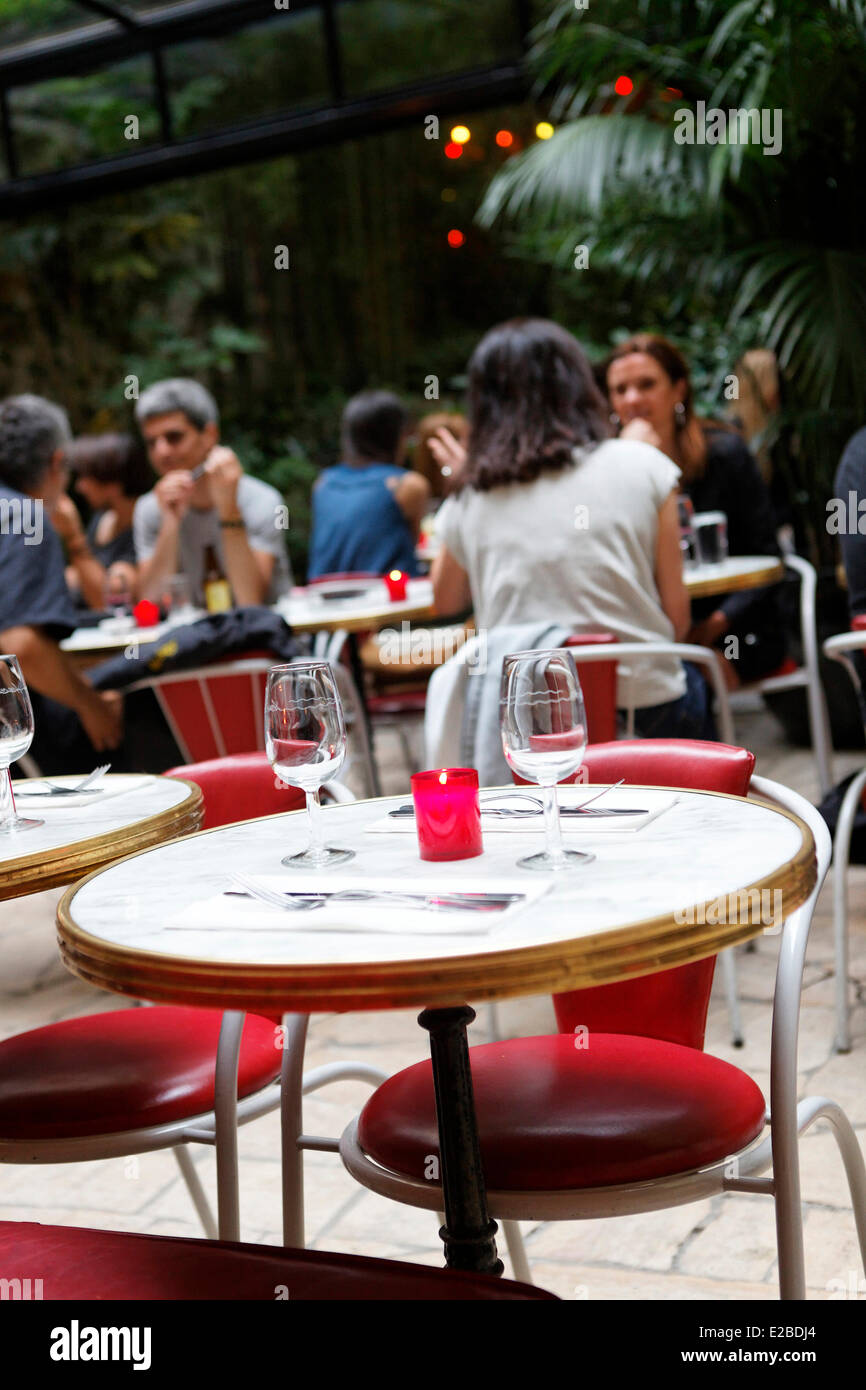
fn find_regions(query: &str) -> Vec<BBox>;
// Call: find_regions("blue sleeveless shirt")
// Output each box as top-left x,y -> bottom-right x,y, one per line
308,462 -> 421,580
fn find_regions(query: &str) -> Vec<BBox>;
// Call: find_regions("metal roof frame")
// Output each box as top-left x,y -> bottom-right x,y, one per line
0,0 -> 533,216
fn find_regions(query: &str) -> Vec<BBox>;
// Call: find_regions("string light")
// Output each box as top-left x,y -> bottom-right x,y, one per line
615,75 -> 634,95
444,141 -> 463,160
450,125 -> 471,144
447,229 -> 465,248
495,129 -> 514,148
535,121 -> 555,140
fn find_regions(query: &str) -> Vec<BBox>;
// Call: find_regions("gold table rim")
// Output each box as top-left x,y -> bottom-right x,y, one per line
56,786 -> 816,1011
2,777 -> 203,900
684,557 -> 784,600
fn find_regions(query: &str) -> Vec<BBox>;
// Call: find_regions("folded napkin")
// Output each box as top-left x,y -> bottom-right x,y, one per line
367,788 -> 680,835
12,774 -> 155,810
164,873 -> 551,937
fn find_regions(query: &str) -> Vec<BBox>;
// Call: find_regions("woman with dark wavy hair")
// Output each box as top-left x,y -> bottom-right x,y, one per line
605,333 -> 785,687
430,318 -> 714,739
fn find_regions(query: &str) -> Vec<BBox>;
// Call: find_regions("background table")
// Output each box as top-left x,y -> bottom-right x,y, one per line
60,580 -> 436,665
57,786 -> 815,1270
1,774 -> 202,901
685,555 -> 784,600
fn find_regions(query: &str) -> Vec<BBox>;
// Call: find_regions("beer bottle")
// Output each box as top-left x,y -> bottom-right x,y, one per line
203,543 -> 232,613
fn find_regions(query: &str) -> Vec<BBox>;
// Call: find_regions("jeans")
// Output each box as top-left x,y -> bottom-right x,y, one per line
627,662 -> 718,741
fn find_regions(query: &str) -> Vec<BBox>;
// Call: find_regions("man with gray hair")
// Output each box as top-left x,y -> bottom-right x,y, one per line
0,394 -> 122,769
133,378 -> 292,607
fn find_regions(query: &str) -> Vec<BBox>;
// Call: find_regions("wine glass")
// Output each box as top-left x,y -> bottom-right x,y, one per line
500,648 -> 593,871
264,661 -> 354,868
0,655 -> 43,834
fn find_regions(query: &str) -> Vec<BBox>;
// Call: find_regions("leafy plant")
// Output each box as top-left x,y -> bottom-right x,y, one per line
478,0 -> 866,562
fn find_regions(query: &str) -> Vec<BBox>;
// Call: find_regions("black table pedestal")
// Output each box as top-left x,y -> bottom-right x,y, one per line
418,1004 -> 503,1276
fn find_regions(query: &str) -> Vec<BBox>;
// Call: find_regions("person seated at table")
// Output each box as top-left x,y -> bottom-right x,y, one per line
0,395 -> 122,772
605,333 -> 785,689
52,433 -> 152,611
307,390 -> 430,580
133,378 -> 292,608
412,412 -> 469,499
431,318 -> 713,740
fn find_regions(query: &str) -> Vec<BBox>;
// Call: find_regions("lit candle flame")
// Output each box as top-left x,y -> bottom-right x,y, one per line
438,771 -> 448,786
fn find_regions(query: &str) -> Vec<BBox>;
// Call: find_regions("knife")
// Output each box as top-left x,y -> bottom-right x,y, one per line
387,804 -> 648,818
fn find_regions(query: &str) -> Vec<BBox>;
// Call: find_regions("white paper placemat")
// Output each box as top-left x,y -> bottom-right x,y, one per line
366,787 -> 681,835
13,774 -> 156,810
163,873 -> 552,937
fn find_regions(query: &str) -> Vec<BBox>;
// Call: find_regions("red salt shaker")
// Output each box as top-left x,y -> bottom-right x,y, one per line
410,767 -> 483,862
384,569 -> 408,601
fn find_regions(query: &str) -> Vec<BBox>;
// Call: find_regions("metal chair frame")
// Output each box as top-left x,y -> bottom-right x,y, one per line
340,776 -> 866,1299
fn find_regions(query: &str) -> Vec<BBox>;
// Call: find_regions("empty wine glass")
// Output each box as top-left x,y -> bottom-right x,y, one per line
0,655 -> 43,834
265,660 -> 354,868
500,648 -> 593,871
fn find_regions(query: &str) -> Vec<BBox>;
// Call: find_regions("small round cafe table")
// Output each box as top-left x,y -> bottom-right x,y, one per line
56,786 -> 815,1274
685,555 -> 784,600
1,775 -> 202,901
59,580 -> 437,665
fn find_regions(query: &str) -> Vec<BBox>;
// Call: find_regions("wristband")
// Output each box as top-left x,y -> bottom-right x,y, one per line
219,518 -> 245,529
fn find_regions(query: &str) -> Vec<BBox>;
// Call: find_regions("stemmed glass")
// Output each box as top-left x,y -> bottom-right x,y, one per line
500,648 -> 593,871
0,655 -> 43,835
264,660 -> 354,868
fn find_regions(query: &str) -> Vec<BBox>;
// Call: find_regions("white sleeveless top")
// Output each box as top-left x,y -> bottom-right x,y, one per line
435,438 -> 685,708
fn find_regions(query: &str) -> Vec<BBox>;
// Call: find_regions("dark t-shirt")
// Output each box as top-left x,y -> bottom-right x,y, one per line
685,429 -> 782,629
0,484 -> 80,639
834,426 -> 866,618
86,510 -> 136,570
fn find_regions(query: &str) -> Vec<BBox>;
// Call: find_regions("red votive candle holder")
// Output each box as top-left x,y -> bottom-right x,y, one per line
133,599 -> 160,628
410,767 -> 483,861
384,569 -> 408,601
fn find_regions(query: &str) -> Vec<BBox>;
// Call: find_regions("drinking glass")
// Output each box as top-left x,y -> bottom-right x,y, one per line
162,574 -> 197,623
0,655 -> 43,834
103,569 -> 133,616
264,661 -> 354,868
500,648 -> 593,871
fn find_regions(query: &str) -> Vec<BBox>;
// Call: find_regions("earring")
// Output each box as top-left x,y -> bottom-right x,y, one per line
674,402 -> 686,425
609,411 -> 620,427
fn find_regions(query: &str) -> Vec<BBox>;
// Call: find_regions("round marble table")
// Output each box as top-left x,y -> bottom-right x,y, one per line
684,554 -> 784,600
1,775 -> 202,901
56,786 -> 814,1273
60,581 -> 436,664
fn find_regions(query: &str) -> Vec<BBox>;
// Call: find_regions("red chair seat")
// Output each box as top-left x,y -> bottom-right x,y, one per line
358,1035 -> 766,1190
0,1222 -> 554,1300
0,1010 -> 281,1140
367,691 -> 428,716
166,751 -> 304,830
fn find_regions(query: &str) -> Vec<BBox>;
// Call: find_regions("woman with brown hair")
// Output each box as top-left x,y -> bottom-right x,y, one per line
605,334 -> 785,687
431,317 -> 714,739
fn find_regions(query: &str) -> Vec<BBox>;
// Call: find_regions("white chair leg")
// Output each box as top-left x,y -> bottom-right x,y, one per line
172,1145 -> 218,1239
502,1220 -> 533,1285
831,769 -> 866,1052
213,1010 -> 245,1241
280,1013 -> 310,1249
721,948 -> 744,1048
819,1102 -> 866,1272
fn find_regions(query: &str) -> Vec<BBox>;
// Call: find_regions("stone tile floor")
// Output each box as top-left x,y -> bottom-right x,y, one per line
1,703 -> 864,1301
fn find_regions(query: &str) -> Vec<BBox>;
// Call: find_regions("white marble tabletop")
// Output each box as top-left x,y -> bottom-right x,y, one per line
2,775 -> 201,900
60,581 -> 436,658
58,786 -> 814,1011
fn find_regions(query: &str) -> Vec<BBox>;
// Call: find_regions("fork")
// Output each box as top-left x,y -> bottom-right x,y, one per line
28,764 -> 112,797
480,779 -> 626,814
228,874 -> 518,913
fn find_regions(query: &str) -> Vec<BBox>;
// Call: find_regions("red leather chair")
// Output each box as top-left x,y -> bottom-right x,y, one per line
0,754 -> 378,1248
127,650 -> 279,765
337,746 -> 866,1298
0,1221 -> 554,1300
